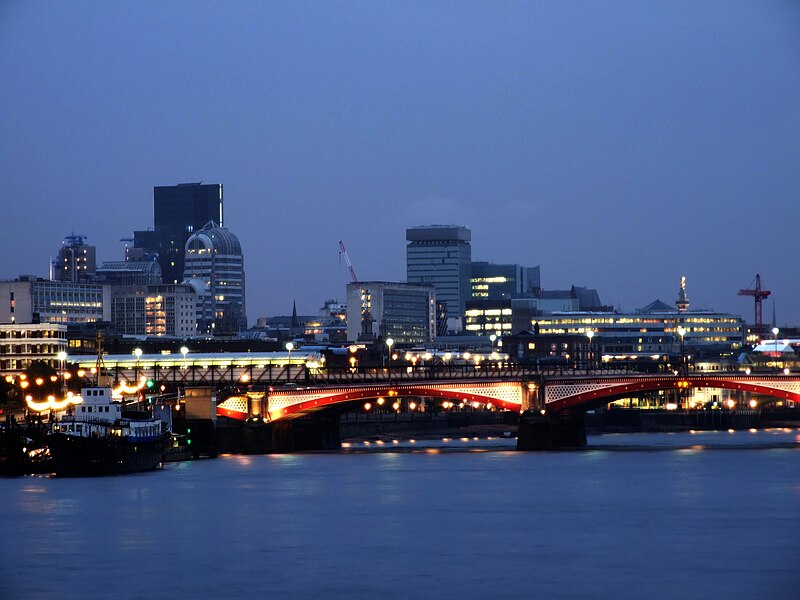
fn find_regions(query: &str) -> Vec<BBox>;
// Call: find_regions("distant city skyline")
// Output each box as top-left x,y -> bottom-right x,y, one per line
2,2 -> 799,323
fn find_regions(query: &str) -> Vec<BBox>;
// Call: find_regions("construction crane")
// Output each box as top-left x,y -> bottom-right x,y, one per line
338,241 -> 359,284
738,274 -> 771,338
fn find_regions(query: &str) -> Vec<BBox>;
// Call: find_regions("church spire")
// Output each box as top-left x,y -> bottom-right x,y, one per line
675,276 -> 690,313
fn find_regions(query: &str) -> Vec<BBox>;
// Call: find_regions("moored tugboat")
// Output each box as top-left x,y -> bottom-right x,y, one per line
47,385 -> 169,476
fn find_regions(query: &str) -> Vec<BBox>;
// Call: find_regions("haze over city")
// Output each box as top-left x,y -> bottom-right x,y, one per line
2,1 -> 799,322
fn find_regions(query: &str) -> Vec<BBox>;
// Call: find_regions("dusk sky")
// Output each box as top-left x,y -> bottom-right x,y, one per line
2,1 -> 799,324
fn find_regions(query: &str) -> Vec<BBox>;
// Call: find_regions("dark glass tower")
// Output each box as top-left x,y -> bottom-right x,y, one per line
133,183 -> 223,285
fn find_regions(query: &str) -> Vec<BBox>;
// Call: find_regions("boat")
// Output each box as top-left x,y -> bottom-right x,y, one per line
47,385 -> 169,476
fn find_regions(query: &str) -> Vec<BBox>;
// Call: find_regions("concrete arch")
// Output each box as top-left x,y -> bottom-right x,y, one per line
546,377 -> 800,413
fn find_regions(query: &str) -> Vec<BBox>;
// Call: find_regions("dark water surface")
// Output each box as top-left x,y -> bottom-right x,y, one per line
2,430 -> 799,599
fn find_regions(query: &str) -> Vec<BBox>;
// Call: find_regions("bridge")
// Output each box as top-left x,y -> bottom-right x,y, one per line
78,353 -> 800,451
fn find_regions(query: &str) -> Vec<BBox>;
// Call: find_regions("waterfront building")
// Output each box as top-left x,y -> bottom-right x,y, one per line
406,225 -> 471,332
0,278 -> 110,325
183,221 -> 246,333
133,183 -> 224,285
52,234 -> 96,283
529,305 -> 745,358
465,297 -> 588,337
94,260 -> 162,286
0,322 -> 68,374
346,281 -> 436,345
470,262 -> 540,301
110,285 -> 197,337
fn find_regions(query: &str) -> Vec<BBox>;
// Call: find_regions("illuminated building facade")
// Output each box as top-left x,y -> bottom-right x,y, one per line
110,285 -> 197,337
406,226 -> 471,331
183,222 -> 245,333
0,323 -> 68,374
0,278 -> 110,325
133,183 -> 223,285
470,262 -> 540,301
529,310 -> 745,357
346,282 -> 436,344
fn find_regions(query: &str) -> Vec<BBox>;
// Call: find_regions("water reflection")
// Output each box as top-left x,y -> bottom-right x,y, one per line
1,430 -> 798,600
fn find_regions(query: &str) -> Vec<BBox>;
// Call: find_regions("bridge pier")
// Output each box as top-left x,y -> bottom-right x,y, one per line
242,414 -> 342,454
517,410 -> 587,450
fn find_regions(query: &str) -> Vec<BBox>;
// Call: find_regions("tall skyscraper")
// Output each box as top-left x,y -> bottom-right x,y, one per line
406,225 -> 471,331
183,222 -> 246,333
133,183 -> 223,285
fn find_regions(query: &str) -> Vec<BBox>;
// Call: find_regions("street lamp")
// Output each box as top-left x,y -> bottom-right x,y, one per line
286,342 -> 294,382
57,350 -> 67,393
677,327 -> 686,375
386,338 -> 394,367
586,330 -> 594,372
489,334 -> 497,352
134,347 -> 143,382
772,327 -> 780,371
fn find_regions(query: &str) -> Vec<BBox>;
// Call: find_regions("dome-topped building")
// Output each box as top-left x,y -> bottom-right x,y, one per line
183,221 -> 246,333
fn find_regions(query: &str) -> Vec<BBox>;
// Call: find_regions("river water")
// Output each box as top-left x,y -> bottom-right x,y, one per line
2,430 -> 799,600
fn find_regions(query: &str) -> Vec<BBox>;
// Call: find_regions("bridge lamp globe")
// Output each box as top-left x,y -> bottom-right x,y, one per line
745,368 -> 751,375
134,348 -> 143,359
409,401 -> 417,410
784,367 -> 790,375
377,397 -> 385,405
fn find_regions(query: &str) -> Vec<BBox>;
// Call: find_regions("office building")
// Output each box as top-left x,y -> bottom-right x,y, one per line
529,305 -> 745,358
94,260 -> 162,286
470,262 -> 540,301
110,285 -> 197,337
0,278 -> 110,325
133,183 -> 223,285
346,282 -> 436,345
406,225 -> 471,331
183,222 -> 246,333
52,234 -> 96,283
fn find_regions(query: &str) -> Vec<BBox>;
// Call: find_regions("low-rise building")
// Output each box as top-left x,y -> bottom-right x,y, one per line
0,277 -> 110,325
0,322 -> 68,374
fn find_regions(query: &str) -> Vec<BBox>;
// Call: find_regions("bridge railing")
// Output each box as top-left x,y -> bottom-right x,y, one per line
100,360 -> 689,388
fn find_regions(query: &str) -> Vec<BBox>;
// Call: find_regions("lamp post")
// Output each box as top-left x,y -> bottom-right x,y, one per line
772,327 -> 780,371
134,347 -> 142,383
285,342 -> 294,382
57,350 -> 67,394
386,338 -> 394,379
489,334 -> 497,352
676,327 -> 686,409
586,330 -> 594,372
